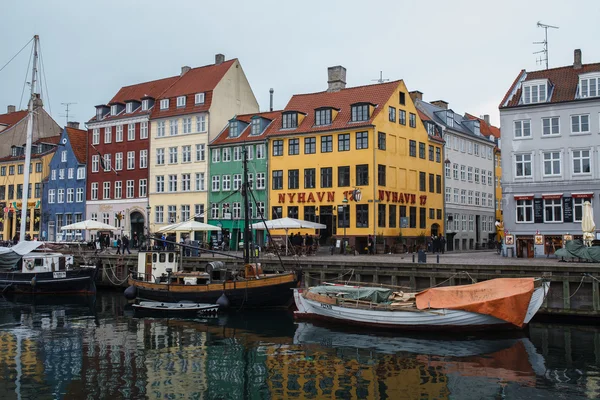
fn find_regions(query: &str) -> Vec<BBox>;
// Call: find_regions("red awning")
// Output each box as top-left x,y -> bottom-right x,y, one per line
572,192 -> 594,199
542,193 -> 563,199
514,194 -> 534,200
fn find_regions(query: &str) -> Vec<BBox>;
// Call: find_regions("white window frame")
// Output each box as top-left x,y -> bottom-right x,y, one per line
571,114 -> 590,134
160,99 -> 169,110
177,96 -> 186,107
222,148 -> 231,162
103,182 -> 110,199
92,129 -> 99,145
156,148 -> 165,165
256,144 -> 265,159
155,206 -> 164,224
169,147 -> 178,164
68,167 -> 74,179
116,125 -> 123,142
542,151 -> 561,177
126,180 -> 134,198
579,74 -> 600,98
157,121 -> 165,137
156,176 -> 165,193
182,145 -> 191,163
114,181 -> 122,199
195,172 -> 205,191
142,99 -> 149,111
196,144 -> 205,161
542,117 -> 560,136
222,175 -> 231,191
115,152 -> 123,171
139,179 -> 147,197
77,167 -> 85,179
127,151 -> 135,170
111,105 -> 118,116
126,102 -> 133,113
140,149 -> 147,168
91,183 -> 98,200
76,187 -> 83,202
48,189 -> 55,203
212,149 -> 220,163
572,149 -> 591,175
181,173 -> 191,191
514,119 -> 531,139
195,93 -> 205,104
140,122 -> 148,139
522,81 -> 547,104
170,119 -> 178,136
196,115 -> 207,132
211,175 -> 220,192
168,175 -> 177,192
128,124 -> 135,141
544,198 -> 563,223
515,153 -> 533,178
256,172 -> 266,190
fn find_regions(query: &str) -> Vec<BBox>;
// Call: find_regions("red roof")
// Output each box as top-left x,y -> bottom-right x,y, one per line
500,63 -> 600,108
211,111 -> 281,146
417,109 -> 430,121
0,110 -> 28,129
464,113 -> 500,139
265,81 -> 401,136
65,127 -> 88,164
0,135 -> 61,162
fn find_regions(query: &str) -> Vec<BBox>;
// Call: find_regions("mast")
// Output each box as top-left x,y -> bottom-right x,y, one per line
20,35 -> 39,242
242,148 -> 250,264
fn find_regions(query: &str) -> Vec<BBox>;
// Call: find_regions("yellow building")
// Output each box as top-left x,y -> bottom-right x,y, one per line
265,67 -> 444,252
0,136 -> 58,240
148,55 -> 258,238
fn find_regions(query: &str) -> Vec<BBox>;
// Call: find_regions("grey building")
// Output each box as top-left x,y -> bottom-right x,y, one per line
499,49 -> 600,258
415,94 -> 496,251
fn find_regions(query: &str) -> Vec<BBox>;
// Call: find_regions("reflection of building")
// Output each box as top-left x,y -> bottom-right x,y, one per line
266,67 -> 444,251
0,135 -> 59,240
500,49 -> 600,257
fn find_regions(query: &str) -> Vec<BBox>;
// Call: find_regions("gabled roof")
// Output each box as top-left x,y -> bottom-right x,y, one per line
0,110 -> 28,129
0,135 -> 61,162
464,113 -> 500,139
265,81 -> 401,136
500,62 -> 600,109
65,127 -> 88,164
416,100 -> 485,142
211,111 -> 281,146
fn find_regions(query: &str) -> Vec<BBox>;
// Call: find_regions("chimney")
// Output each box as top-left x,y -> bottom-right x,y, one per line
32,93 -> 43,108
574,49 -> 582,69
215,53 -> 225,65
67,121 -> 80,129
7,105 -> 15,114
181,66 -> 191,76
409,91 -> 423,102
431,100 -> 448,110
269,88 -> 274,112
483,114 -> 490,125
327,66 -> 347,92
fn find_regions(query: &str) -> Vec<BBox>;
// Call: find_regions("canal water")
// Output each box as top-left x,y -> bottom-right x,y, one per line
0,292 -> 598,400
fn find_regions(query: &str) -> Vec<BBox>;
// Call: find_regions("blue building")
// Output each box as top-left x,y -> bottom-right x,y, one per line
42,123 -> 88,241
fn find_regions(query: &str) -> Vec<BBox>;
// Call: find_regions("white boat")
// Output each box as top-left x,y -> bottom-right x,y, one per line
293,278 -> 549,331
132,301 -> 219,316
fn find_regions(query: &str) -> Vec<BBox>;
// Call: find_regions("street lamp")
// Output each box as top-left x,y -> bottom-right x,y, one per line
146,205 -> 151,249
338,195 -> 349,251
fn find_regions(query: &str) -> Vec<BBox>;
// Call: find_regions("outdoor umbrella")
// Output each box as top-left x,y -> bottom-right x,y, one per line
251,217 -> 326,254
582,201 -> 596,246
157,220 -> 221,233
61,219 -> 119,231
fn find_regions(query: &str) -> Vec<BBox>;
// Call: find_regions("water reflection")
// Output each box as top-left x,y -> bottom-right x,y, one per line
0,293 -> 598,399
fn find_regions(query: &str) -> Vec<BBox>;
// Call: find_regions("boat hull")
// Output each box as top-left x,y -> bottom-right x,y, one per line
0,268 -> 97,295
293,281 -> 549,332
129,272 -> 299,309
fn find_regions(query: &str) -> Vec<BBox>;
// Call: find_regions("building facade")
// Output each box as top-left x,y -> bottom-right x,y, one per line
86,74 -> 179,241
41,123 -> 87,241
0,136 -> 59,240
148,55 -> 259,236
499,49 -> 600,257
207,111 -> 279,248
265,66 -> 445,252
416,98 -> 496,251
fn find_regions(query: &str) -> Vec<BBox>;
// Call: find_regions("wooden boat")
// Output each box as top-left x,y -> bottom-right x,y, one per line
132,301 -> 219,317
0,242 -> 97,295
293,278 -> 549,331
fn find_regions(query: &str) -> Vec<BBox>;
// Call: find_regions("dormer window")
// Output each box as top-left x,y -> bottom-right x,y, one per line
177,96 -> 186,107
315,108 -> 332,126
229,120 -> 239,138
351,104 -> 369,122
142,99 -> 149,111
195,93 -> 205,104
160,99 -> 169,110
522,80 -> 548,104
579,73 -> 600,98
111,105 -> 118,116
251,117 -> 261,135
11,147 -> 17,157
126,102 -> 133,113
446,111 -> 454,127
474,121 -> 480,136
282,112 -> 298,129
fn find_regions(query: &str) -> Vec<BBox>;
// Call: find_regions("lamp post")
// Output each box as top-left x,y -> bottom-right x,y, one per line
146,204 -> 151,249
338,195 -> 349,252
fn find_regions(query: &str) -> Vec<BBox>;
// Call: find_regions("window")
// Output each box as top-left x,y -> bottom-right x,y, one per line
92,129 -> 99,145
211,175 -> 220,191
468,190 -> 474,205
377,204 -> 386,228
48,189 -> 55,203
282,112 -> 298,129
418,142 -> 425,159
114,181 -> 122,199
142,99 -> 149,111
222,175 -> 231,191
195,92 -> 205,104
573,150 -> 591,174
140,149 -> 147,168
467,141 -> 473,154
353,131 -> 369,150
182,117 -> 192,134
182,145 -> 191,163
288,170 -> 299,189
223,148 -> 231,162
436,175 -> 441,194
160,99 -> 169,110
103,182 -> 110,199
304,168 -> 316,189
543,151 -> 561,176
409,140 -> 416,157
181,174 -> 191,191
212,149 -> 220,163
468,215 -> 474,231
338,134 -> 350,151
315,109 -> 332,126
351,104 -> 369,122
474,168 -> 479,184
453,164 -> 458,180
523,83 -> 547,104
419,172 -> 426,192
8,166 -> 14,175
180,204 -> 190,222
474,191 -> 480,206
230,146 -> 241,162
116,125 -> 124,141
356,164 -> 368,186
256,144 -> 265,159
460,189 -> 466,204
114,152 -> 123,171
169,147 -> 178,164
73,187 -> 83,202
151,206 -> 163,224
409,113 -> 416,128
399,110 -> 406,125
574,198 -> 587,222
356,204 -> 369,227
428,145 -> 434,161
487,193 -> 493,207
103,127 -> 112,144
571,114 -> 590,133
446,187 -> 451,203
156,175 -> 165,192
319,135 -> 333,153
156,148 -> 165,165
128,124 -> 135,140
435,147 -> 441,163
445,162 -> 451,178
378,165 -> 386,186
388,106 -> 396,122
139,179 -> 147,197
288,139 -> 299,155
428,173 -> 434,193
176,96 -> 186,108
542,117 -> 560,136
91,183 -> 98,200
338,166 -> 350,187
194,115 -> 206,132
514,120 -> 531,138
195,173 -> 205,191
127,151 -> 135,170
229,120 -> 238,138
304,137 -> 316,154
419,207 -> 426,229
196,144 -> 205,161
320,167 -> 332,188
231,174 -> 242,191
256,172 -> 265,189
169,119 -> 178,136
377,132 -> 386,150
474,143 -> 479,156
272,170 -> 283,190
273,140 -> 283,156
461,165 -> 466,181
169,174 -> 178,192
516,199 -> 533,222
488,170 -> 493,186
515,154 -> 532,177
103,154 -> 111,172
58,168 -> 64,179
544,198 -> 562,222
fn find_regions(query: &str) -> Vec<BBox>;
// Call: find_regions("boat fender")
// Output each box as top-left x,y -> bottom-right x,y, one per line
30,276 -> 36,287
124,285 -> 137,300
216,293 -> 230,309
25,261 -> 34,271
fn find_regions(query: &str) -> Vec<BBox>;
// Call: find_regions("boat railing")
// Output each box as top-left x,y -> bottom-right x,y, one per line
129,270 -> 159,283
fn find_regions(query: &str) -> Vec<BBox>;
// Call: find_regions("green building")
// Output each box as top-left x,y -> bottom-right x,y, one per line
208,111 -> 279,250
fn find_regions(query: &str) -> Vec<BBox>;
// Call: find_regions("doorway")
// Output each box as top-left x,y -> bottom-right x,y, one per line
475,215 -> 480,249
318,206 -> 334,245
430,223 -> 440,237
130,211 -> 145,244
517,237 -> 534,258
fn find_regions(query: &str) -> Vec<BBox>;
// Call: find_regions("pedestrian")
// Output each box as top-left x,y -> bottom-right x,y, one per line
123,235 -> 131,254
368,235 -> 374,255
329,235 -> 336,255
133,233 -> 138,249
440,236 -> 446,254
116,237 -> 122,255
161,234 -> 167,250
184,235 -> 191,256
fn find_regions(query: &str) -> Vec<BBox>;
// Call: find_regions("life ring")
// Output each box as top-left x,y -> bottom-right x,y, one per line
25,261 -> 34,270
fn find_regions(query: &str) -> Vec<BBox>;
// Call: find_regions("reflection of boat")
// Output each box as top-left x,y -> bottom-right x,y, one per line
294,278 -> 549,331
132,301 -> 219,317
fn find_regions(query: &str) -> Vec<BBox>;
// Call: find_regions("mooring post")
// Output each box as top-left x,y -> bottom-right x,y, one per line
412,253 -> 415,263
436,254 -> 439,264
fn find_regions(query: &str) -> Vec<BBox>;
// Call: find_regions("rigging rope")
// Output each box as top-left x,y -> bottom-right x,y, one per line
38,42 -> 52,116
19,44 -> 34,110
0,37 -> 33,73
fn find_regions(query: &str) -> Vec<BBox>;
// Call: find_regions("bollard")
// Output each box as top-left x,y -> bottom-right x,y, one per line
437,254 -> 440,264
412,253 -> 415,263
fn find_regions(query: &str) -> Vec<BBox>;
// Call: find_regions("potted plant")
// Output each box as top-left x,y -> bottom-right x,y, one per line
375,232 -> 386,254
416,231 -> 427,251
392,231 -> 405,253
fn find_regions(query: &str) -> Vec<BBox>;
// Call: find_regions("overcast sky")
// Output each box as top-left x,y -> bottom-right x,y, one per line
1,0 -> 599,129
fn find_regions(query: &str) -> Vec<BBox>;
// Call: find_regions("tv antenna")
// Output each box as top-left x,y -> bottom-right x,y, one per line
372,71 -> 389,84
533,21 -> 559,69
60,102 -> 76,125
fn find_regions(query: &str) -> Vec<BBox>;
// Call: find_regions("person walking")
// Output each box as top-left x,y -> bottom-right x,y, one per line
123,235 -> 131,255
440,236 -> 446,254
368,235 -> 374,255
116,237 -> 122,255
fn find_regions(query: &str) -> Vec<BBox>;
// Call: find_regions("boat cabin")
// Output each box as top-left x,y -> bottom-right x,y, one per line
136,251 -> 180,282
21,253 -> 74,274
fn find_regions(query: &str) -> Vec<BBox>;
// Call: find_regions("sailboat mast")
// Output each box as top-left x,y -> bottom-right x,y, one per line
20,35 -> 39,242
242,147 -> 250,264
